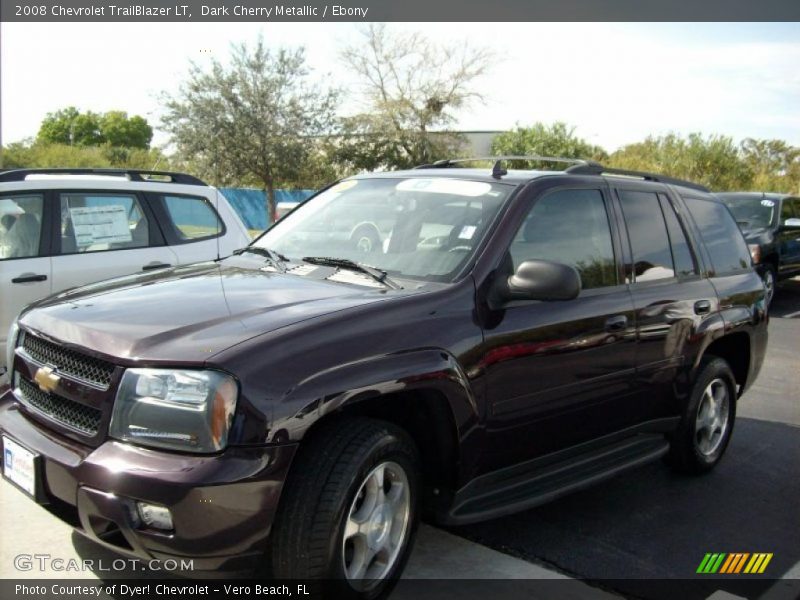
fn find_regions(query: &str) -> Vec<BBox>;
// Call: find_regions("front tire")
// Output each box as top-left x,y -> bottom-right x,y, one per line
668,357 -> 737,474
762,264 -> 777,307
270,418 -> 419,599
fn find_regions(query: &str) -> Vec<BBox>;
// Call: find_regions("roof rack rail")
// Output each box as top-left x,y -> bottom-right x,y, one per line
0,168 -> 208,186
565,163 -> 709,193
415,155 -> 598,179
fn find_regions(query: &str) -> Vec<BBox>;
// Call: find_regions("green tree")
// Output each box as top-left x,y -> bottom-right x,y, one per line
37,107 -> 153,149
2,140 -> 169,171
38,107 -> 103,146
160,37 -> 339,222
740,138 -> 800,193
609,133 -> 752,190
337,24 -> 493,170
99,111 -> 153,149
491,122 -> 608,168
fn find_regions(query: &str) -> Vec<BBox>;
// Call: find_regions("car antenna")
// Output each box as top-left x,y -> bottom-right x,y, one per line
492,159 -> 508,179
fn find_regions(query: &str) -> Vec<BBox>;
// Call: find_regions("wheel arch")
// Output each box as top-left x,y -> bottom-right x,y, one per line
696,331 -> 751,396
273,349 -> 479,510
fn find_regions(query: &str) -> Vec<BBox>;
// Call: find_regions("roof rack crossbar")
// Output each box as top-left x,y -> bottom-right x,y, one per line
415,155 -> 597,169
0,168 -> 208,186
565,163 -> 708,192
415,155 -> 604,180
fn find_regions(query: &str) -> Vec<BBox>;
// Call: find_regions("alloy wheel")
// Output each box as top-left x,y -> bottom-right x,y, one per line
695,378 -> 731,456
342,461 -> 411,590
763,269 -> 775,306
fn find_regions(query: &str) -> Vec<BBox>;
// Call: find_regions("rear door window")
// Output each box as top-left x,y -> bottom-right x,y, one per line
659,194 -> 698,277
59,192 -> 149,254
618,190 -> 675,282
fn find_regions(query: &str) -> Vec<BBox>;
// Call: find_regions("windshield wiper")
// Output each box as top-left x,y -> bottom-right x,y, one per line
233,247 -> 288,272
302,256 -> 402,289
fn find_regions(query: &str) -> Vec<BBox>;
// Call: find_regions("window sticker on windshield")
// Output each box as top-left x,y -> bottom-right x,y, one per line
69,205 -> 132,247
395,178 -> 492,197
458,225 -> 477,240
761,199 -> 775,207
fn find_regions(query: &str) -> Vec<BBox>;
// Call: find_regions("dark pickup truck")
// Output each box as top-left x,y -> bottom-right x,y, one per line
1,159 -> 767,598
718,192 -> 800,306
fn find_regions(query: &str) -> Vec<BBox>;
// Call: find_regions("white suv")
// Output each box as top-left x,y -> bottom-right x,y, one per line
0,168 -> 252,376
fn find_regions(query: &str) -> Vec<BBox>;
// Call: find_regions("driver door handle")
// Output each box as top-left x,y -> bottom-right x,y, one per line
604,315 -> 628,332
142,262 -> 172,271
11,273 -> 48,284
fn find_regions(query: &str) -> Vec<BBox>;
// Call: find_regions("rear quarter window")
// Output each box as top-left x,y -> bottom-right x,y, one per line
158,194 -> 224,242
683,197 -> 751,275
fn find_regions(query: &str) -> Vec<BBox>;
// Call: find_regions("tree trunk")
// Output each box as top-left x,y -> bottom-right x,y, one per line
265,180 -> 277,228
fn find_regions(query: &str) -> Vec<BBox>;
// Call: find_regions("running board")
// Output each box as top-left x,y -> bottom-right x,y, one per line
444,435 -> 670,525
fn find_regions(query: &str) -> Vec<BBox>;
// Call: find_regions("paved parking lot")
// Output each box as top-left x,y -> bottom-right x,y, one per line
1,280 -> 798,600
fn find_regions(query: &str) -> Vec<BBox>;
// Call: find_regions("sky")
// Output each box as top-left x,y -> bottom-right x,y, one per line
1,22 -> 799,153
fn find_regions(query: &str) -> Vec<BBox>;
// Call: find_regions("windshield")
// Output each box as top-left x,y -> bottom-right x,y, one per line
254,177 -> 513,282
720,196 -> 776,229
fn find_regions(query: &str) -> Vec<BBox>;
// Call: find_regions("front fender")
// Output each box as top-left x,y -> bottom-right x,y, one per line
266,349 -> 479,448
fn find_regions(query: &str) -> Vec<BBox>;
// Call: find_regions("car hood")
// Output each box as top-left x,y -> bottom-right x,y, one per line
19,259 -> 408,364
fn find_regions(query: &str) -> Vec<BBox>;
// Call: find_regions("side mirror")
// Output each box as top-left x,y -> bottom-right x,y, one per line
782,218 -> 800,229
491,259 -> 581,308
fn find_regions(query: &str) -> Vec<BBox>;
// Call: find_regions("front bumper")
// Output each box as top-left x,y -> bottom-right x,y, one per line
0,391 -> 297,571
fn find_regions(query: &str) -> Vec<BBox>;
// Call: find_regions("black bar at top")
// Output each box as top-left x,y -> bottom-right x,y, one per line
2,0 -> 800,22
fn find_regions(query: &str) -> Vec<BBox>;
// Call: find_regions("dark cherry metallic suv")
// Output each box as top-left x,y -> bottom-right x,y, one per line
1,158 -> 768,598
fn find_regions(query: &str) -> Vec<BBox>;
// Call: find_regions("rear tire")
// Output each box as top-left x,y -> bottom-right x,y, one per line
270,418 -> 419,600
668,357 -> 737,474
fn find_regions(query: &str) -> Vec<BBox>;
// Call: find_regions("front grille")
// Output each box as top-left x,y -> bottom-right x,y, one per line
22,333 -> 115,389
18,377 -> 102,436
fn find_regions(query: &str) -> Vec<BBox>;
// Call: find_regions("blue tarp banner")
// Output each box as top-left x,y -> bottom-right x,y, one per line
219,188 -> 314,230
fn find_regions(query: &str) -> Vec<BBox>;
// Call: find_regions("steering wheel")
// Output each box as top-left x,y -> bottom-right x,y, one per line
448,245 -> 472,253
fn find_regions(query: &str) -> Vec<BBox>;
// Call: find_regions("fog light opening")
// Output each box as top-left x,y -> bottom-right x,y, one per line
136,502 -> 174,531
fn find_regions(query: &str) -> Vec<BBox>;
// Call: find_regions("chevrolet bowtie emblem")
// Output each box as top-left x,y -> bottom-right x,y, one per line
34,366 -> 60,394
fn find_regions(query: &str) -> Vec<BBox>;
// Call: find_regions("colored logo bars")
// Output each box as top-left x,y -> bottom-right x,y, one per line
697,553 -> 773,574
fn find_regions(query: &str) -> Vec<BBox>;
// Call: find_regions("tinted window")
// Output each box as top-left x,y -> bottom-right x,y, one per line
659,195 -> 697,277
780,198 -> 795,225
0,194 -> 44,260
684,197 -> 751,274
60,193 -> 148,254
787,198 -> 800,224
619,191 -> 674,282
162,195 -> 222,240
510,189 -> 616,289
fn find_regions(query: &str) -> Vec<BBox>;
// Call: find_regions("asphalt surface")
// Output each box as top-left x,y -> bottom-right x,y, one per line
452,278 -> 800,599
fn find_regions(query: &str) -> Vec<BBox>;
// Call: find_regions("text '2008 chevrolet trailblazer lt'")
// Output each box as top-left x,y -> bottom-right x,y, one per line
1,158 -> 767,598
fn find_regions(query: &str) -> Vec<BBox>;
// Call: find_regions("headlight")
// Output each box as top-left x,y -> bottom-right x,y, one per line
748,244 -> 761,264
110,368 -> 238,453
4,319 -> 19,378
